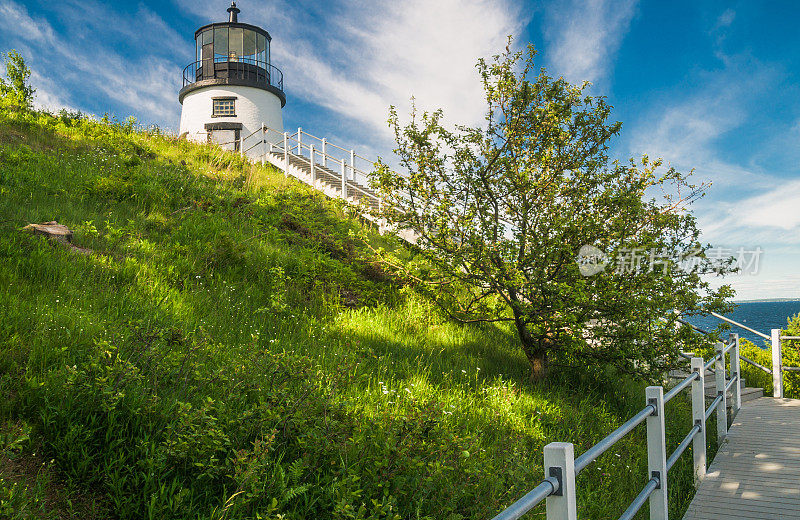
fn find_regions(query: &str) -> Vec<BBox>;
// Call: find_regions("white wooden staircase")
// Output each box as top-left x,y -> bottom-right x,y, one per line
240,125 -> 383,213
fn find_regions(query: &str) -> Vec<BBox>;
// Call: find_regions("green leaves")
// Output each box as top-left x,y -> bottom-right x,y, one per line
0,50 -> 35,110
372,39 -> 733,381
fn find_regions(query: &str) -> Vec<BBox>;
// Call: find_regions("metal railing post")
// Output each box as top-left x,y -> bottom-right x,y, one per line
297,127 -> 302,155
283,132 -> 289,177
772,328 -> 783,398
690,357 -> 707,484
340,159 -> 347,199
543,442 -> 577,520
645,386 -> 668,520
310,144 -> 316,186
730,333 -> 741,415
350,149 -> 356,184
263,125 -> 268,164
322,138 -> 327,167
715,342 -> 727,442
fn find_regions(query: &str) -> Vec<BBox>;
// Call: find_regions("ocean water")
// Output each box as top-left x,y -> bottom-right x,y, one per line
685,300 -> 800,346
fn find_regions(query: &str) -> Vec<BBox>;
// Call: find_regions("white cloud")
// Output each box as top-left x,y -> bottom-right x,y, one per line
715,9 -> 736,29
698,179 -> 800,248
29,68 -> 76,112
707,275 -> 800,301
626,57 -> 794,255
0,2 -> 56,45
627,51 -> 785,203
630,92 -> 774,194
50,0 -> 191,59
542,0 -> 638,86
738,181 -> 800,230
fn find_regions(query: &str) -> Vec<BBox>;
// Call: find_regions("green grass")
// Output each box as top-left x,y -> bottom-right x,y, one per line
0,419 -> 110,519
0,108 -> 708,519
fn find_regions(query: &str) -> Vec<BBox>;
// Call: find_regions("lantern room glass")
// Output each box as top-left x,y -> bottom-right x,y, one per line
256,34 -> 267,65
228,27 -> 243,60
196,27 -> 269,67
214,27 -> 228,61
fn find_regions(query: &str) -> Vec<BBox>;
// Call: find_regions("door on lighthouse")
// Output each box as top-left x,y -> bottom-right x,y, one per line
209,129 -> 239,151
205,123 -> 242,152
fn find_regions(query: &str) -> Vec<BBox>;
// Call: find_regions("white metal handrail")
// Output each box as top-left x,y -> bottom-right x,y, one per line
492,335 -> 742,520
291,139 -> 354,174
710,311 -> 770,340
691,313 -> 794,398
255,124 -> 383,210
291,127 -> 371,172
297,129 -> 369,163
263,139 -> 381,210
292,127 -> 374,174
272,128 -> 366,176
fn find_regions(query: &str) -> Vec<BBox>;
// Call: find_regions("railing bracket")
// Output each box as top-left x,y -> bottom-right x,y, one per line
648,397 -> 659,416
651,470 -> 661,489
548,466 -> 563,496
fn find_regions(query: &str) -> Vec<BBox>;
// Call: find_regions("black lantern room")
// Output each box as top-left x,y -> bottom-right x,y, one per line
179,2 -> 285,106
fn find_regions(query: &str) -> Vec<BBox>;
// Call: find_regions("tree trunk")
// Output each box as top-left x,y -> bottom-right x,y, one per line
528,349 -> 548,382
513,313 -> 550,382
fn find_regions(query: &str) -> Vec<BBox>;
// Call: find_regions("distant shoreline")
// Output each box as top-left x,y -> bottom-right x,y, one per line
733,298 -> 800,303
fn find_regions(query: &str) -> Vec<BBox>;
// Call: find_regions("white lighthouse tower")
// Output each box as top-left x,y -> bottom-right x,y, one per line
178,2 -> 285,155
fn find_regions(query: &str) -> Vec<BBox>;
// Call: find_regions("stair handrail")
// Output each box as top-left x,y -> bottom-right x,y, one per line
708,311 -> 770,340
679,313 -> 795,396
242,130 -> 267,154
492,335 -> 741,520
191,125 -> 385,219
280,126 -> 374,178
203,125 -> 386,202
677,317 -> 773,376
267,140 -> 380,203
261,124 -> 381,201
288,128 -> 363,162
283,136 -> 356,177
280,133 -> 339,164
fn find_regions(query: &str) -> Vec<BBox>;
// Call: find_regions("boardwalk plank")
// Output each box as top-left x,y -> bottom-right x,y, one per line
683,397 -> 800,519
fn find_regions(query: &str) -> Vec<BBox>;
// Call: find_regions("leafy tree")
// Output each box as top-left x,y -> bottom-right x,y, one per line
371,42 -> 733,381
0,50 -> 35,110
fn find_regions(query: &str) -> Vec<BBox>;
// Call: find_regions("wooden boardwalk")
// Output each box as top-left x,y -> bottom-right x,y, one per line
684,397 -> 800,519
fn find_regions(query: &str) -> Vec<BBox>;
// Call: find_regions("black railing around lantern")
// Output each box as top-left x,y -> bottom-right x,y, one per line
182,58 -> 284,92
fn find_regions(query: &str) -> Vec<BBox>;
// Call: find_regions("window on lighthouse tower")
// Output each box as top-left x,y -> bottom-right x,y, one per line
212,98 -> 236,117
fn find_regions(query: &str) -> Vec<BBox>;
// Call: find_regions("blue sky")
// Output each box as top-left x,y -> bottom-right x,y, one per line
2,0 -> 799,301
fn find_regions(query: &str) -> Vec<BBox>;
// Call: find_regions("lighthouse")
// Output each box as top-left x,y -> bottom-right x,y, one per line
178,2 -> 285,155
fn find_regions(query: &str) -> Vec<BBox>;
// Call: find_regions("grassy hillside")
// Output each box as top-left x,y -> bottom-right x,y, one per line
0,108 -> 708,519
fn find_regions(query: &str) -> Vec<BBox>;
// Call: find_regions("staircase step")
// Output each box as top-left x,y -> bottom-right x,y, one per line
668,369 -> 764,405
741,387 -> 764,402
